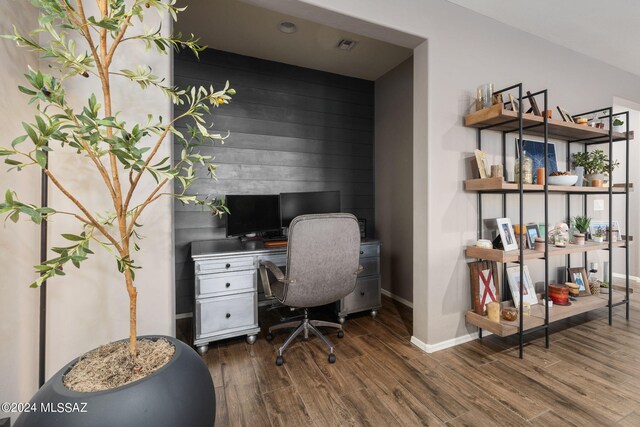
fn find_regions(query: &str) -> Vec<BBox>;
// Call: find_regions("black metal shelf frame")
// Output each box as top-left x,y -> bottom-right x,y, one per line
474,83 -> 631,359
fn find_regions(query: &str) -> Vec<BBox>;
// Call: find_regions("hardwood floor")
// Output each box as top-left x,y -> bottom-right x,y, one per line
180,292 -> 639,426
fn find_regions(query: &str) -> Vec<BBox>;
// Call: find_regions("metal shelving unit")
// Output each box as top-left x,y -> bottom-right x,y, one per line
464,82 -> 632,358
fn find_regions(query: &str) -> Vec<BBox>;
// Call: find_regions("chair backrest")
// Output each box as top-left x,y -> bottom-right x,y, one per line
282,213 -> 361,308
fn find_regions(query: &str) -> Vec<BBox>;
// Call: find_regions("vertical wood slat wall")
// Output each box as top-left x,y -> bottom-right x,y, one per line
173,49 -> 375,314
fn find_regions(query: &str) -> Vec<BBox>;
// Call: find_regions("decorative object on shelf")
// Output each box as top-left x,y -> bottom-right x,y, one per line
592,233 -> 605,243
574,166 -> 585,187
612,116 -> 625,133
474,149 -> 491,179
591,179 -> 604,187
513,224 -> 527,249
502,307 -> 518,321
590,220 -> 621,241
487,301 -> 501,322
540,299 -> 554,308
526,91 -> 541,116
492,93 -> 504,106
496,218 -> 519,251
543,109 -> 553,119
576,117 -> 589,125
517,139 -> 558,182
523,302 -> 531,317
468,261 -> 500,315
490,164 -> 504,179
556,106 -> 575,123
548,283 -> 570,305
568,267 -> 591,296
506,265 -> 538,308
548,223 -> 570,246
547,172 -> 578,186
477,83 -> 494,110
475,239 -> 493,249
536,168 -> 545,185
572,149 -> 619,186
534,237 -> 546,252
572,215 -> 591,246
565,281 -> 580,297
525,224 -> 540,248
514,151 -> 534,184
508,94 -> 519,112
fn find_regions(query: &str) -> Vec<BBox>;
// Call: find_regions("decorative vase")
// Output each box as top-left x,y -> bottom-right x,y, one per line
15,336 -> 215,427
574,166 -> 585,187
585,173 -> 608,186
613,124 -> 624,133
574,232 -> 585,245
593,235 -> 604,243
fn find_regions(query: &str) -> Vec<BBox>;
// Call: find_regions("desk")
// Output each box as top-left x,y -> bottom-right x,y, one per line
191,239 -> 381,354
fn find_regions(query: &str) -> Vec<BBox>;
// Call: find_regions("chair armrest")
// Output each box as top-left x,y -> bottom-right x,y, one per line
259,261 -> 285,298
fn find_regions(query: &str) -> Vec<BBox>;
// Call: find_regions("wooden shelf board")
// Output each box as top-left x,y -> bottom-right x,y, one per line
464,104 -> 634,143
465,240 -> 630,263
466,291 -> 626,337
465,177 -> 632,193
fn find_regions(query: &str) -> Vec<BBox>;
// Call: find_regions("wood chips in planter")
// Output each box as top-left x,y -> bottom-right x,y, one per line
63,338 -> 175,392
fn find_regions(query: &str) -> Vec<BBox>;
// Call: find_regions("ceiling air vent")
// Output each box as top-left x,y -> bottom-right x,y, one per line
337,39 -> 358,51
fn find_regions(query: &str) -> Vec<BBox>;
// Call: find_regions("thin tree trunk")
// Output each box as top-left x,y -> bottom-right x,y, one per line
125,268 -> 137,359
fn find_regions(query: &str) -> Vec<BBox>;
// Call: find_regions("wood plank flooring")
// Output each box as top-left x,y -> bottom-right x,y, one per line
178,291 -> 640,426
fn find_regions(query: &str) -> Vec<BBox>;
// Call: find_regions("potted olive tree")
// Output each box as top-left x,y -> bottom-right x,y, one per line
1,1 -> 232,425
572,149 -> 619,186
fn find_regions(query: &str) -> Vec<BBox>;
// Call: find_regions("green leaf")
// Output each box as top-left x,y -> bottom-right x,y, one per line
11,135 -> 28,147
4,190 -> 13,204
18,86 -> 37,95
61,233 -> 85,241
35,150 -> 47,168
9,210 -> 19,223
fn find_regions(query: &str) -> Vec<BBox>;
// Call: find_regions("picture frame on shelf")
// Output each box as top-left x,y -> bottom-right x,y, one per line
589,220 -> 621,241
468,261 -> 500,315
516,139 -> 558,182
526,223 -> 540,248
506,265 -> 538,308
474,149 -> 491,179
557,106 -> 574,123
508,94 -> 519,113
496,217 -> 519,252
568,267 -> 591,296
526,91 -> 541,116
492,93 -> 503,105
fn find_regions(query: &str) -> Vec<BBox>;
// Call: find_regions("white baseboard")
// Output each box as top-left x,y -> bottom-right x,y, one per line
612,273 -> 640,282
410,331 -> 490,353
380,288 -> 413,309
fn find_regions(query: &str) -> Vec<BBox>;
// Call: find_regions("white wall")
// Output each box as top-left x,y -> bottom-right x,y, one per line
0,1 -> 40,420
0,0 -> 175,405
375,58 -> 414,303
251,0 -> 640,347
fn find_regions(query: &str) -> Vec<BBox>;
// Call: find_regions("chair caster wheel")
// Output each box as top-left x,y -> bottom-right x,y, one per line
328,353 -> 336,364
266,333 -> 273,342
337,330 -> 344,339
276,355 -> 284,366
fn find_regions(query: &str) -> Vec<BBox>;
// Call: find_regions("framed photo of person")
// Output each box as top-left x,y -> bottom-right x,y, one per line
526,223 -> 540,248
496,218 -> 518,252
468,261 -> 500,315
506,265 -> 538,308
568,267 -> 591,296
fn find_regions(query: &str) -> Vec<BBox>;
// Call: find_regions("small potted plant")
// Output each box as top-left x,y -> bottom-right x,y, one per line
612,116 -> 625,133
592,227 -> 605,243
572,149 -> 619,186
572,216 -> 590,245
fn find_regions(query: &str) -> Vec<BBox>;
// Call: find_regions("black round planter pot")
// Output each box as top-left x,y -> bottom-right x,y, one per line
15,335 -> 215,427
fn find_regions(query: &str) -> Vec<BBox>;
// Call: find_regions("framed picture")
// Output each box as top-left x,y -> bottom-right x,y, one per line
492,93 -> 503,105
557,106 -> 574,123
526,223 -> 540,248
568,267 -> 591,296
496,217 -> 518,252
527,91 -> 541,116
516,139 -> 558,182
508,94 -> 519,113
468,261 -> 500,315
506,265 -> 538,308
357,219 -> 366,239
589,220 -> 621,241
474,149 -> 490,179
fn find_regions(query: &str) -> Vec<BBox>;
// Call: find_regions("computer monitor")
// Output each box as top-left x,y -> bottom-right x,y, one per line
279,190 -> 341,227
225,194 -> 281,237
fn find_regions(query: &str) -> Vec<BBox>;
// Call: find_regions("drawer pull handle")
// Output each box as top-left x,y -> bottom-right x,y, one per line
360,251 -> 364,255
360,292 -> 365,296
225,263 -> 231,269
226,313 -> 231,319
225,282 -> 231,288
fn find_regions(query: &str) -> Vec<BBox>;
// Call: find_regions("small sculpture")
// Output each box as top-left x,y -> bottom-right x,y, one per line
548,223 -> 570,246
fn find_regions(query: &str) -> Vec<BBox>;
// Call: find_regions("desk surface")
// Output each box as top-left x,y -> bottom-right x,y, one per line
192,238 -> 379,259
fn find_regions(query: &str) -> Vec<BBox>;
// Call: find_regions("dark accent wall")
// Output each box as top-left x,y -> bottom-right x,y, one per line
173,49 -> 375,314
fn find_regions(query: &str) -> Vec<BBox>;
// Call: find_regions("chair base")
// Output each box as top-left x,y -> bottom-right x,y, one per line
267,309 -> 343,365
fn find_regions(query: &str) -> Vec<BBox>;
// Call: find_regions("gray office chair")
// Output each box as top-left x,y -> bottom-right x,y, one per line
259,213 -> 362,365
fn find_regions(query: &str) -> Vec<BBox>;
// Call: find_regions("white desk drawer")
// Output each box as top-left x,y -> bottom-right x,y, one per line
359,244 -> 379,259
195,256 -> 255,273
342,276 -> 380,313
196,293 -> 257,338
196,270 -> 256,297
